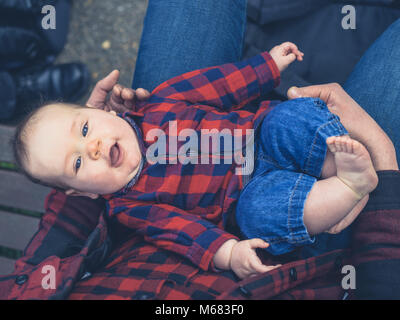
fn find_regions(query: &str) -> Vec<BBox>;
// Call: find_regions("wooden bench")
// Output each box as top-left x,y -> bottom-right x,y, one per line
0,124 -> 51,275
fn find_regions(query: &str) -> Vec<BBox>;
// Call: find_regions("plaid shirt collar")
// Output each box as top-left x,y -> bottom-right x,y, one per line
112,111 -> 147,195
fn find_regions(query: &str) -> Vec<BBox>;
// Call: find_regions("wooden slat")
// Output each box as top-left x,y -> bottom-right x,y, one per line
0,257 -> 15,275
0,124 -> 15,163
0,170 -> 50,213
0,210 -> 39,251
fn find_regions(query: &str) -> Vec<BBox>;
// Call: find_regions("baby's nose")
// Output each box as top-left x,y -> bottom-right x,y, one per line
87,138 -> 102,160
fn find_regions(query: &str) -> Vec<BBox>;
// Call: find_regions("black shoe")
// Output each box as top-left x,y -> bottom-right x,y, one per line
0,27 -> 44,69
13,62 -> 90,116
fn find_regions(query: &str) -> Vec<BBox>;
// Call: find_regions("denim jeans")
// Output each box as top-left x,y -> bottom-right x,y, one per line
303,18 -> 400,258
236,97 -> 348,255
132,0 -> 247,92
131,2 -> 400,256
344,18 -> 400,162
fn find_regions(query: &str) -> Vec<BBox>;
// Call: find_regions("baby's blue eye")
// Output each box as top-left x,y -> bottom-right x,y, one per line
82,122 -> 88,137
75,157 -> 81,172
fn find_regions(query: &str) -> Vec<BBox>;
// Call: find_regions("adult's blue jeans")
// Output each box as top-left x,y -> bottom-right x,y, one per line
344,18 -> 400,161
132,0 -> 247,92
131,1 -> 400,255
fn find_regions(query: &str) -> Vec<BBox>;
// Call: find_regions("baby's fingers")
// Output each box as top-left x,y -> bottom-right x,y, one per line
295,49 -> 304,61
294,50 -> 304,61
248,238 -> 269,249
281,42 -> 304,61
249,257 -> 282,275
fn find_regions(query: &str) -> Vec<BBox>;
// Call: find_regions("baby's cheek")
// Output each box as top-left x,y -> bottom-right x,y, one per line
91,169 -> 112,184
93,170 -> 123,190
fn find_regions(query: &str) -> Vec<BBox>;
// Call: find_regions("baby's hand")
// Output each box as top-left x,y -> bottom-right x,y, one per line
269,42 -> 304,72
230,239 -> 281,279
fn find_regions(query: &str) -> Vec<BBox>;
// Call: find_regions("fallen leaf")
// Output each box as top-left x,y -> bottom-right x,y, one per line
102,40 -> 111,50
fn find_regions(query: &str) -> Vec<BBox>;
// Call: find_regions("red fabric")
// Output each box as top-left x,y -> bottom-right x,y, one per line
105,51 -> 281,271
1,171 -> 400,299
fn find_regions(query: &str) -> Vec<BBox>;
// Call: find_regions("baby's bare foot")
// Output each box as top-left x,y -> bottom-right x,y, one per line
329,103 -> 398,171
326,135 -> 378,199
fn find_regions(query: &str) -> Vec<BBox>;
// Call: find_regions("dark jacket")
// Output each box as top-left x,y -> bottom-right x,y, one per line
244,0 -> 400,98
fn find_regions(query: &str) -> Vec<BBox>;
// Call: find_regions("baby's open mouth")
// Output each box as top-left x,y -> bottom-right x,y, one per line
110,142 -> 123,167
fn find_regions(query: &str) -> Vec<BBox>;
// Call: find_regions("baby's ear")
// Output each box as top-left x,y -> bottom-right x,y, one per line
65,189 -> 99,199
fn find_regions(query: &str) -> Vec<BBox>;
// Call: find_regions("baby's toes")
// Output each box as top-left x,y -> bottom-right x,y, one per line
334,137 -> 346,153
326,137 -> 337,153
337,135 -> 353,153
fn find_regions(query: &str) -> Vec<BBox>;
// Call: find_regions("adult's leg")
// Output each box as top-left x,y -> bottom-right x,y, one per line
303,19 -> 400,258
132,0 -> 247,92
344,18 -> 400,160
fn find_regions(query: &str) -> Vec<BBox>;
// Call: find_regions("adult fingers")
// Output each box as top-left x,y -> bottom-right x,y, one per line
96,69 -> 120,92
135,88 -> 151,100
121,87 -> 135,101
111,84 -> 125,103
287,83 -> 342,103
120,87 -> 136,109
86,70 -> 120,108
106,86 -> 128,112
109,85 -> 136,111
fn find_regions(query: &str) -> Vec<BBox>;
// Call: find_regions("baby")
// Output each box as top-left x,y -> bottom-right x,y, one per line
13,42 -> 378,279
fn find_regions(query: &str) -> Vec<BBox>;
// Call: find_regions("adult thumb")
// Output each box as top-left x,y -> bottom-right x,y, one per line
287,86 -> 303,99
100,69 -> 120,90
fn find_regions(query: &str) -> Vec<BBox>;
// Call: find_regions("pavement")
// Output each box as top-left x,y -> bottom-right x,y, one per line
56,0 -> 149,104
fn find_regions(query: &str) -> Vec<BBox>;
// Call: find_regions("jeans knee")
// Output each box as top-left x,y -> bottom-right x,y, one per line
235,181 -> 270,231
378,17 -> 400,47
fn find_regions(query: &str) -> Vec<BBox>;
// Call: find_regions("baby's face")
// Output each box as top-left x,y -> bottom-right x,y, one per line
26,104 -> 142,195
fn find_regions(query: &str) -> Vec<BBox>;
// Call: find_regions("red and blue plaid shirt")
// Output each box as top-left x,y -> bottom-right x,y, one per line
2,51 -> 400,299
2,171 -> 400,300
104,51 -> 281,271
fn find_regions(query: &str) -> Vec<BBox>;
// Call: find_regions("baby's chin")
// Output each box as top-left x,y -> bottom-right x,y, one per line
65,165 -> 139,197
98,179 -> 133,196
64,182 -> 127,199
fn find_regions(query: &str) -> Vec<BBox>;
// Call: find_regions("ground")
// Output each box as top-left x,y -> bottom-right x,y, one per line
56,0 -> 149,104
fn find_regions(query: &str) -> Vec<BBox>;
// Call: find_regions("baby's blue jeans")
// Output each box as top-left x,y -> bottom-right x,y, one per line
132,1 -> 400,257
236,97 -> 348,255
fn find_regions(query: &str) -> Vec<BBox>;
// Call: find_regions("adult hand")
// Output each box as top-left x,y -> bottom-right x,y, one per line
287,83 -> 366,128
287,83 -> 398,171
86,70 -> 150,113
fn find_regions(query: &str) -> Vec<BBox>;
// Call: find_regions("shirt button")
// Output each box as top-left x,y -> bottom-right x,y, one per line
289,268 -> 297,281
15,274 -> 29,285
238,285 -> 252,298
80,272 -> 92,281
